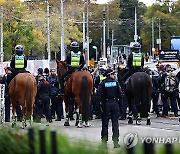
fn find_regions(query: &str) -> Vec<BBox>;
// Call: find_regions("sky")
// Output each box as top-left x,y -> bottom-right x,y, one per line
96,0 -> 156,6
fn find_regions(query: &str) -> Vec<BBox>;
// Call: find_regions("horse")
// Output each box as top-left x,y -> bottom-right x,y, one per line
56,60 -> 93,128
118,70 -> 152,125
9,73 -> 37,128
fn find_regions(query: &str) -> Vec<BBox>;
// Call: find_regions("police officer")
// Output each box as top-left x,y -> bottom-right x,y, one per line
49,68 -> 63,121
121,42 -> 144,84
60,41 -> 85,95
10,45 -> 27,79
37,75 -> 52,123
97,68 -> 122,148
44,67 -> 50,81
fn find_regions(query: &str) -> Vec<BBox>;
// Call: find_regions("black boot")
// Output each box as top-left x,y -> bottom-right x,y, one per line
113,141 -> 120,148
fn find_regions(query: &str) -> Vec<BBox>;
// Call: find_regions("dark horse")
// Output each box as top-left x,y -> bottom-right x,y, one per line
9,73 -> 37,128
118,69 -> 152,125
56,60 -> 93,128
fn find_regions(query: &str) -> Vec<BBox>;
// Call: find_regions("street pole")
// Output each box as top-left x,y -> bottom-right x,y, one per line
47,1 -> 51,61
60,0 -> 65,61
112,30 -> 114,46
0,6 -> 3,62
134,7 -> 137,42
152,17 -> 155,60
86,0 -> 89,66
83,11 -> 86,51
103,7 -> 106,58
158,16 -> 161,50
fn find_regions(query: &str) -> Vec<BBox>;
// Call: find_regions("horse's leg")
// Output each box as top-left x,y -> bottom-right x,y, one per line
135,99 -> 141,125
11,100 -> 16,128
127,98 -> 133,124
146,98 -> 151,125
64,98 -> 70,126
21,99 -> 27,129
75,97 -> 83,128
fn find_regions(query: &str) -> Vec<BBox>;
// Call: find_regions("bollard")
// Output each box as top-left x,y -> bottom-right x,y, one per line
166,143 -> 172,154
39,129 -> 46,154
144,142 -> 154,154
51,131 -> 57,154
28,128 -> 35,154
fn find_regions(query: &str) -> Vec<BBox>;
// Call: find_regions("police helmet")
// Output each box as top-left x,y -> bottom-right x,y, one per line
70,41 -> 79,53
105,68 -> 115,76
15,45 -> 24,55
130,42 -> 141,49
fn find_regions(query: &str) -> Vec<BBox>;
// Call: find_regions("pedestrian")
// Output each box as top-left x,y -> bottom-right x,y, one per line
97,68 -> 122,148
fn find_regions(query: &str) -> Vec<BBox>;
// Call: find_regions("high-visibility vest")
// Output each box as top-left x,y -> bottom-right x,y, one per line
71,51 -> 81,67
15,55 -> 24,68
100,75 -> 106,81
132,52 -> 142,67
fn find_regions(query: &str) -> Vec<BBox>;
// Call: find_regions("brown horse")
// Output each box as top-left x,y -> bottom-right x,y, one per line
9,73 -> 37,128
56,60 -> 93,128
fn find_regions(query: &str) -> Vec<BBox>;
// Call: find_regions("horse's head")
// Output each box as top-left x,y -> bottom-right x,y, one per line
117,67 -> 129,81
56,60 -> 67,78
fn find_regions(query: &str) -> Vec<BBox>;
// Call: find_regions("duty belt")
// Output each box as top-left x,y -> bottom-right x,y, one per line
103,98 -> 118,102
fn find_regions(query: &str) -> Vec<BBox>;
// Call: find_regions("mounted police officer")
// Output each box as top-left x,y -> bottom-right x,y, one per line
10,45 -> 27,79
60,41 -> 85,95
97,68 -> 122,148
121,42 -> 144,85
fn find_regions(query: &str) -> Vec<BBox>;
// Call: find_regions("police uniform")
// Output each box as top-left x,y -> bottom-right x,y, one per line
60,42 -> 85,94
121,42 -> 144,83
10,45 -> 27,79
37,76 -> 52,123
97,68 -> 122,148
49,69 -> 63,121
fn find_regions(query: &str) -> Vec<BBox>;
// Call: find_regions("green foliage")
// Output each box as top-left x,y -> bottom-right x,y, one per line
0,128 -> 29,154
141,0 -> 180,52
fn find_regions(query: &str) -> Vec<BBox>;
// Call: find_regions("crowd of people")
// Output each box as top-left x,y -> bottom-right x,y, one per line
0,41 -> 179,149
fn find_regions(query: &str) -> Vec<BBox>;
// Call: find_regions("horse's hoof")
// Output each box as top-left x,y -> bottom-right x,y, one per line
136,120 -> 141,125
75,121 -> 79,126
84,122 -> 91,127
12,123 -> 16,128
64,121 -> 70,126
128,119 -> 133,124
77,123 -> 83,128
146,119 -> 151,125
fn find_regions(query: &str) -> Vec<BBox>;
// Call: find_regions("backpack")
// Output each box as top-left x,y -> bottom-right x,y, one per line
164,74 -> 177,92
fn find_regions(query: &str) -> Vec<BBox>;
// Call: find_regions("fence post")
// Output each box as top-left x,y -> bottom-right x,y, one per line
144,142 -> 154,154
39,129 -> 46,154
127,147 -> 134,154
28,128 -> 35,154
166,143 -> 172,154
51,131 -> 57,154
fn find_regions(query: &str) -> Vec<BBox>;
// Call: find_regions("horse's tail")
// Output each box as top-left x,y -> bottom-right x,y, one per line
81,76 -> 90,122
25,76 -> 34,120
140,74 -> 149,118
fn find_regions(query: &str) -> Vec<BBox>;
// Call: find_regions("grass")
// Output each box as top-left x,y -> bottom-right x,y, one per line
0,127 -> 180,154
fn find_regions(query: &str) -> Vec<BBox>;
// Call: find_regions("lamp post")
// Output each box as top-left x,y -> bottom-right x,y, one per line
0,6 -> 3,62
60,0 -> 65,60
103,7 -> 106,58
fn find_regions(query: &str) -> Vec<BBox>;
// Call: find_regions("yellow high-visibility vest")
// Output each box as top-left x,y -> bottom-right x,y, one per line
15,55 -> 24,68
71,51 -> 81,66
100,75 -> 106,81
132,52 -> 142,67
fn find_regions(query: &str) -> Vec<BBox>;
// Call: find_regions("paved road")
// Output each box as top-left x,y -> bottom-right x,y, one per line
2,113 -> 180,149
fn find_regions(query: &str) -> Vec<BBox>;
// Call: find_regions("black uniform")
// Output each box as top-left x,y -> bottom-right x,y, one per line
36,78 -> 52,122
97,76 -> 122,147
121,52 -> 144,83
